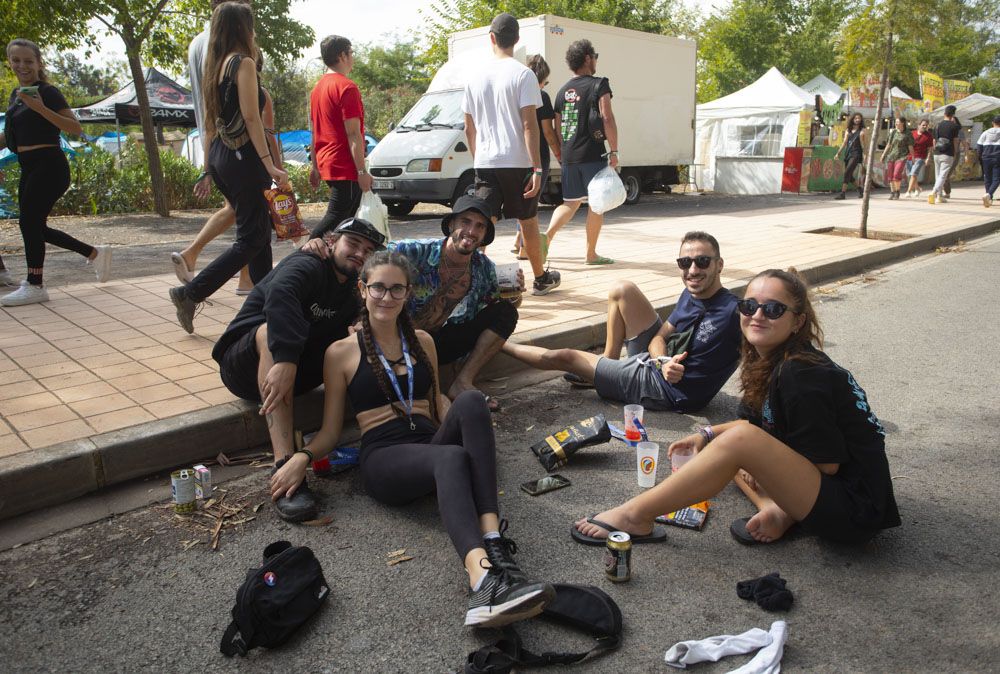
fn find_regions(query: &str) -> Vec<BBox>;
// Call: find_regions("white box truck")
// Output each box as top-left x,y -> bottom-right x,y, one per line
367,14 -> 696,215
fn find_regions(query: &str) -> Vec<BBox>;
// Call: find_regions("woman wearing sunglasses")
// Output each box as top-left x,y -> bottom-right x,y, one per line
269,250 -> 555,627
572,268 -> 900,546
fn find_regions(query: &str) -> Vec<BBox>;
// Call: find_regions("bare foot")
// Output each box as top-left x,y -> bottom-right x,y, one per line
447,380 -> 498,411
574,506 -> 654,540
745,504 -> 796,543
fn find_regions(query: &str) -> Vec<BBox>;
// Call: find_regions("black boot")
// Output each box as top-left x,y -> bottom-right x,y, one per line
857,186 -> 863,198
271,458 -> 319,522
835,192 -> 846,200
483,519 -> 527,582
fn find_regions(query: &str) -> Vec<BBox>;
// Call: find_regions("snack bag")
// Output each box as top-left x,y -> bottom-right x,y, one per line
655,501 -> 710,530
530,414 -> 612,471
264,185 -> 308,240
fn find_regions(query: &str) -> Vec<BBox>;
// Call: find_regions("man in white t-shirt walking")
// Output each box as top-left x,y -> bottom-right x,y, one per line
462,13 -> 561,296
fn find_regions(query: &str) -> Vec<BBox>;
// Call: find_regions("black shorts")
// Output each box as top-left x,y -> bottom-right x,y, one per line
474,168 -> 539,220
217,326 -> 328,402
799,473 -> 880,544
432,301 -> 518,365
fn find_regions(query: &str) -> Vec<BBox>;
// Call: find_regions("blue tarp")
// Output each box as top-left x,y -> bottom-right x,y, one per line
277,130 -> 378,164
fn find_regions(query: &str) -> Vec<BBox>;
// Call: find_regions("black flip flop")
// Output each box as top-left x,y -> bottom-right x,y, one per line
570,516 -> 667,546
563,373 -> 595,389
730,517 -> 758,546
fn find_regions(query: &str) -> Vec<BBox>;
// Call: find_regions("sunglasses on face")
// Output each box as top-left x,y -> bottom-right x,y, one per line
363,282 -> 409,300
737,298 -> 793,320
676,255 -> 717,270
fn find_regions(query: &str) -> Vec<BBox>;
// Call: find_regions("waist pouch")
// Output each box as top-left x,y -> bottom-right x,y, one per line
464,583 -> 623,673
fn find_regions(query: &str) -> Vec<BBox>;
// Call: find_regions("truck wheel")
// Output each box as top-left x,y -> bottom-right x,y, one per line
386,201 -> 416,217
622,170 -> 642,205
450,172 -> 475,205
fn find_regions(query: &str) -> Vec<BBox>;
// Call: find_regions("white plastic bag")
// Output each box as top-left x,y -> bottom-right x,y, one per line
587,166 -> 627,215
356,190 -> 392,242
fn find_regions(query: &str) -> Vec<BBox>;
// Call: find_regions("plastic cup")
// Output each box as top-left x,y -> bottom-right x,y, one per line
671,446 -> 695,473
624,404 -> 644,444
636,441 -> 659,488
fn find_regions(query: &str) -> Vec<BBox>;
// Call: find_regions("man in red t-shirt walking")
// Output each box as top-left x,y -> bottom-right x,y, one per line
309,35 -> 372,238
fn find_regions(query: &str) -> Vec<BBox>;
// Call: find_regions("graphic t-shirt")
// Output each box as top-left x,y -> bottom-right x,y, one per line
660,288 -> 741,410
4,82 -> 70,152
536,89 -> 555,170
934,119 -> 962,157
744,347 -> 901,532
310,72 -> 365,181
554,75 -> 612,164
909,130 -> 933,160
461,57 -> 542,169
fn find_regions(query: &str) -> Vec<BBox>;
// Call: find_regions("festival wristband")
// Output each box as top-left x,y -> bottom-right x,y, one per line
295,448 -> 315,462
698,426 -> 715,443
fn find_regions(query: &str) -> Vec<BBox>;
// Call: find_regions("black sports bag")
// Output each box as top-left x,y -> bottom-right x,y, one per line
220,540 -> 330,657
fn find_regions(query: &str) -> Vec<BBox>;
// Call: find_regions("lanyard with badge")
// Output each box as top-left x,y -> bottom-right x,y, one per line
373,327 -> 416,430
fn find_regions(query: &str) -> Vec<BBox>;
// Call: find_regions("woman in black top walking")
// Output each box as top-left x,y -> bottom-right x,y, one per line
572,268 -> 900,547
0,38 -> 112,307
269,251 -> 555,628
168,1 -> 288,333
835,112 -> 867,200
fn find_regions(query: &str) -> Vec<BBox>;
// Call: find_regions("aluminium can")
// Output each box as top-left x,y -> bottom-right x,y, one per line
171,469 -> 196,514
604,531 -> 632,583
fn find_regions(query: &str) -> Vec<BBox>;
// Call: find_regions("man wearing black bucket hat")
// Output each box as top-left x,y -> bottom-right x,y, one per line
213,218 -> 385,521
390,195 -> 522,411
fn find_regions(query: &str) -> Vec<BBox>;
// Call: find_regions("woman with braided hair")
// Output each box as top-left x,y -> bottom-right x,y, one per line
270,250 -> 554,628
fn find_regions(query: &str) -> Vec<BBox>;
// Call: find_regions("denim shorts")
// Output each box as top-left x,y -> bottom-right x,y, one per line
905,158 -> 926,177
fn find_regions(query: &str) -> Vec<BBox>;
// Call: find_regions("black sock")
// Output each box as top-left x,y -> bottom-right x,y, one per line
737,572 -> 794,611
27,272 -> 42,286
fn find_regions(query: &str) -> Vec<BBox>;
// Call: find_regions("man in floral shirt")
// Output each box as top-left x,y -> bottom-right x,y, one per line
390,196 -> 521,410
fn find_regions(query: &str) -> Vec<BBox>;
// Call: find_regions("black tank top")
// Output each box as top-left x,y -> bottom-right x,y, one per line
347,331 -> 433,414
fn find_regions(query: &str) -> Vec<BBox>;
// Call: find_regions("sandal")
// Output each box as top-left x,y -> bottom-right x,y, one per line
570,516 -> 667,546
730,517 -> 757,546
170,252 -> 194,284
585,255 -> 615,266
563,373 -> 594,388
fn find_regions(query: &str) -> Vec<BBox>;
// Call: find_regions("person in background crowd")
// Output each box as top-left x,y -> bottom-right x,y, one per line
544,38 -> 618,265
270,251 -> 556,628
307,34 -> 371,239
462,13 -> 561,296
880,116 -> 913,200
975,114 -> 1000,208
571,268 -> 901,548
512,55 -> 561,259
169,1 -> 288,333
835,112 -> 867,200
904,118 -> 933,198
0,38 -> 112,307
928,104 -> 962,205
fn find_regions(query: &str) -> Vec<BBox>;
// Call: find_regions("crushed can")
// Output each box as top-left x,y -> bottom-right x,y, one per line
171,469 -> 196,514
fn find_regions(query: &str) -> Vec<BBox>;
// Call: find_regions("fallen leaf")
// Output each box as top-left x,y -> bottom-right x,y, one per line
79,554 -> 94,561
211,518 -> 224,551
387,548 -> 407,558
387,555 -> 414,566
182,540 -> 202,551
141,537 -> 151,545
253,502 -> 265,513
27,578 -> 37,589
202,498 -> 217,509
301,516 -> 334,527
525,425 -> 535,431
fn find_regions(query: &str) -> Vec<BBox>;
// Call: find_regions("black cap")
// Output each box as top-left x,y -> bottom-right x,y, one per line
490,13 -> 519,44
992,114 -> 1000,126
332,217 -> 386,249
441,195 -> 495,246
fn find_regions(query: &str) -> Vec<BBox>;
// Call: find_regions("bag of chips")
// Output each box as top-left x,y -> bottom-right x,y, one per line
264,185 -> 309,240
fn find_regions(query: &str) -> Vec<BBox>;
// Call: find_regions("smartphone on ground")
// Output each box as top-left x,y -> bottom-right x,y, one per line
520,474 -> 571,496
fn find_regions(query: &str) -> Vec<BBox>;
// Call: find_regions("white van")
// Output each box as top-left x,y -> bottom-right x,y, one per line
367,14 -> 696,215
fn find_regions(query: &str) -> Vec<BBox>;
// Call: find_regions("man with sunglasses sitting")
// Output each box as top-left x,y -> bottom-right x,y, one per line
213,218 -> 386,522
502,230 -> 740,412
388,196 -> 522,411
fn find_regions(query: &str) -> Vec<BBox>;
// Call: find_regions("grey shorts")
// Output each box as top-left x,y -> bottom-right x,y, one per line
593,317 -> 679,411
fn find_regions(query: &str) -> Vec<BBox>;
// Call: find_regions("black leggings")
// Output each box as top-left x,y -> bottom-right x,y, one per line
842,154 -> 863,188
18,147 -> 93,269
360,391 -> 499,560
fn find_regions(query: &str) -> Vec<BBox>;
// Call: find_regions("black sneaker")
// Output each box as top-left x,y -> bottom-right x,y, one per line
271,459 -> 319,523
465,564 -> 555,628
834,192 -> 846,200
483,520 -> 526,582
169,286 -> 198,334
531,270 -> 561,296
563,372 -> 595,388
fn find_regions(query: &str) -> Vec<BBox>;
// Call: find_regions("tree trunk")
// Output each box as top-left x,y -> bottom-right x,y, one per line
125,47 -> 170,217
859,28 -> 894,239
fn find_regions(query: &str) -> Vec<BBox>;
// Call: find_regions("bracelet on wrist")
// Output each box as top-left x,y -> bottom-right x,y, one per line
295,447 -> 315,462
698,426 -> 715,443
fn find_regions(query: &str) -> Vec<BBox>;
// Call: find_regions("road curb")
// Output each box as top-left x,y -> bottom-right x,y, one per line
1,217 -> 996,520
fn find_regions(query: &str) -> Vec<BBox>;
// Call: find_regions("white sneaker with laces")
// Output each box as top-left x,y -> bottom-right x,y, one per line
0,269 -> 16,286
90,246 -> 113,283
984,194 -> 993,208
1,283 -> 49,306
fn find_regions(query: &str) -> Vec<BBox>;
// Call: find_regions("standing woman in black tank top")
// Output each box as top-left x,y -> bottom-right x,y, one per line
1,38 -> 112,307
270,251 -> 555,629
168,1 -> 289,333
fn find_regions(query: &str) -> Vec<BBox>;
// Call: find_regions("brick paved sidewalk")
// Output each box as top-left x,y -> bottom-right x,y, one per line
1,185 -> 996,468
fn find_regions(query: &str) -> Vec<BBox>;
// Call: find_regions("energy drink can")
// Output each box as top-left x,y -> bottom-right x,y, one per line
604,531 -> 632,583
171,469 -> 196,514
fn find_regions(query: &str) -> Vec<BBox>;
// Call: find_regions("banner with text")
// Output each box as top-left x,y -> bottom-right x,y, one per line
847,74 -> 890,116
944,79 -> 971,103
919,71 -> 944,111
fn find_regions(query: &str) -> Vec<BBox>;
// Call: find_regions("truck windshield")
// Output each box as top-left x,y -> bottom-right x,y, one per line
398,90 -> 465,130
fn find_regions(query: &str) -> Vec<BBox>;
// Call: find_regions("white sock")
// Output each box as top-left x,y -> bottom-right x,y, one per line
727,621 -> 787,674
665,627 -> 772,669
483,531 -> 500,540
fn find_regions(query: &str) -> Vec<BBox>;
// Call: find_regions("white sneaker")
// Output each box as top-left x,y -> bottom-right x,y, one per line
90,246 -> 113,283
984,194 -> 993,208
1,283 -> 49,306
0,269 -> 16,286
902,191 -> 911,199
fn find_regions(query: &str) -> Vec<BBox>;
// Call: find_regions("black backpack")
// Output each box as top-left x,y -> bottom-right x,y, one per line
464,584 -> 623,673
220,541 -> 330,657
588,78 -> 609,142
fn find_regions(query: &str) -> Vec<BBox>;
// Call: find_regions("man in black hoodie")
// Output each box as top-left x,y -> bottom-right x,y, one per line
213,218 -> 385,521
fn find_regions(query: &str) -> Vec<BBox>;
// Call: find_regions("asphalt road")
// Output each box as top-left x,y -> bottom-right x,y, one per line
1,233 -> 998,672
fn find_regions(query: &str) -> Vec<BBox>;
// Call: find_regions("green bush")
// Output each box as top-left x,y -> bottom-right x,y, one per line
286,163 -> 328,204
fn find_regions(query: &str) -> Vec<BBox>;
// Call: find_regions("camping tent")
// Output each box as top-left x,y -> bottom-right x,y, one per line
74,68 -> 195,128
695,67 -> 815,193
801,74 -> 845,105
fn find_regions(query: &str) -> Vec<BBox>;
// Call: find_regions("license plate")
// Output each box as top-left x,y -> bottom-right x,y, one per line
372,179 -> 394,190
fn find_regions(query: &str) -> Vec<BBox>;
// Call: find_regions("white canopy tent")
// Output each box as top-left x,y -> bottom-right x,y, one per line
800,74 -> 845,105
926,93 -> 1000,122
695,67 -> 815,193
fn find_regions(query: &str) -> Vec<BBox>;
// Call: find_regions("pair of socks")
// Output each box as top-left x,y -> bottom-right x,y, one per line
737,572 -> 794,612
664,620 -> 787,673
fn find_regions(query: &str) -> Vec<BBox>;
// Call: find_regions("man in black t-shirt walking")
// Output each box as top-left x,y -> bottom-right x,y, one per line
545,39 -> 618,266
929,105 -> 963,205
